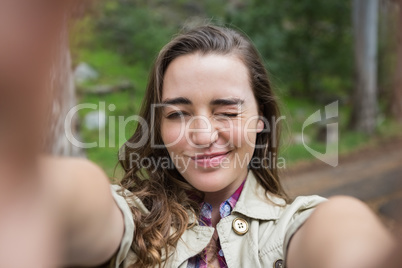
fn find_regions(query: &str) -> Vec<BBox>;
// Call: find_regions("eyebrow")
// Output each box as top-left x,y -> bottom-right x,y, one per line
161,97 -> 244,107
161,97 -> 192,106
210,97 -> 244,106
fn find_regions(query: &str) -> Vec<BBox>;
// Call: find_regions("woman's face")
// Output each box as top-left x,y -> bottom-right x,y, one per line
160,53 -> 264,194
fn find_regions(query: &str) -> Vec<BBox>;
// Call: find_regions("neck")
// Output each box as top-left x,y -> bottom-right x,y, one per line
203,169 -> 248,209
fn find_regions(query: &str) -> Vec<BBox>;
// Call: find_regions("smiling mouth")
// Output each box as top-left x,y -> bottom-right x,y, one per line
190,151 -> 231,168
191,151 -> 230,160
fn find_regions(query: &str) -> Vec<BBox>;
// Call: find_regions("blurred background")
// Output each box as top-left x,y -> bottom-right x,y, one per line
56,0 -> 401,227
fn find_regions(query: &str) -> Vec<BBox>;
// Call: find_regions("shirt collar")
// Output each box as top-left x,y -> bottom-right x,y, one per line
200,178 -> 246,222
225,179 -> 246,210
189,170 -> 286,224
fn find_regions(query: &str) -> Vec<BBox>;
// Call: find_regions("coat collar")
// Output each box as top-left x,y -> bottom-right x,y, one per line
232,169 -> 286,221
170,169 -> 286,266
169,224 -> 214,267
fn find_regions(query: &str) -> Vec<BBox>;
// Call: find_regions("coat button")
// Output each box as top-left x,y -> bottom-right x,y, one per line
232,218 -> 249,235
274,259 -> 283,268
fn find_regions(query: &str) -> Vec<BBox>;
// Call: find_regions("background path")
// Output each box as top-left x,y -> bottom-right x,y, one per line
282,136 -> 402,230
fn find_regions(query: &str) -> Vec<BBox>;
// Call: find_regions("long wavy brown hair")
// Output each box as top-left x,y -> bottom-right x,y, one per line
119,24 -> 289,268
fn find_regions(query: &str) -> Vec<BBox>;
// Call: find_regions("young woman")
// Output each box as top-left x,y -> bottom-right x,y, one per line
47,25 -> 396,268
110,25 -> 395,268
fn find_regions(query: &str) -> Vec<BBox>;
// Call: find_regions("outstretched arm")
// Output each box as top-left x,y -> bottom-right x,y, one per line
40,157 -> 125,267
287,196 -> 397,268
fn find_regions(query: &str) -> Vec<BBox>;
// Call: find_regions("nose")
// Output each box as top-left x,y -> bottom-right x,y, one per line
188,116 -> 218,148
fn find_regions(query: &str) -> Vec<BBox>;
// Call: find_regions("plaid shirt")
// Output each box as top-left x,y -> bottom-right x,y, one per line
187,179 -> 246,268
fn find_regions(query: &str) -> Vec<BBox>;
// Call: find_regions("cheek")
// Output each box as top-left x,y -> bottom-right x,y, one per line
245,131 -> 258,149
225,122 -> 242,147
228,119 -> 258,149
161,122 -> 186,152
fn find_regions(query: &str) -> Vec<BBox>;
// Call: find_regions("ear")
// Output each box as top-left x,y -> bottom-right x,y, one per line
257,119 -> 264,133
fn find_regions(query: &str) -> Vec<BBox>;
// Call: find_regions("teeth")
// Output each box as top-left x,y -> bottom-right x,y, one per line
197,153 -> 226,159
192,151 -> 230,160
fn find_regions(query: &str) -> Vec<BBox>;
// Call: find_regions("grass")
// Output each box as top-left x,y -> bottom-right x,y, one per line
76,48 -> 147,177
77,48 -> 149,90
79,90 -> 141,177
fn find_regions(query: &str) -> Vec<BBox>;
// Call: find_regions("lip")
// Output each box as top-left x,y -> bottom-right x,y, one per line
190,151 -> 231,168
191,151 -> 230,160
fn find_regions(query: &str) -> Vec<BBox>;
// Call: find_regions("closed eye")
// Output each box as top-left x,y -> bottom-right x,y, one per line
216,113 -> 238,118
165,111 -> 189,119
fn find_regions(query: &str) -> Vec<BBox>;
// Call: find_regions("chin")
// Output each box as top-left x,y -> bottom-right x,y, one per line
191,182 -> 228,193
183,169 -> 232,193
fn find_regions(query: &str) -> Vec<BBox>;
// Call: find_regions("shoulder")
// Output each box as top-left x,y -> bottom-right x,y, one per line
255,194 -> 327,266
111,184 -> 150,214
283,195 -> 328,219
259,194 -> 327,238
280,195 -> 327,247
109,185 -> 146,268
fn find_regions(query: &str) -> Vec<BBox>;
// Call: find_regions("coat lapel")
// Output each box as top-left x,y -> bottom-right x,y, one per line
168,225 -> 214,267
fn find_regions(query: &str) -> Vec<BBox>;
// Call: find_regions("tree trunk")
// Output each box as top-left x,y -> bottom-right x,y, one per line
391,0 -> 402,122
350,0 -> 379,134
45,18 -> 85,157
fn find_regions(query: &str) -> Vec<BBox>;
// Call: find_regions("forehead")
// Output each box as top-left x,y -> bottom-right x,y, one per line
162,53 -> 253,102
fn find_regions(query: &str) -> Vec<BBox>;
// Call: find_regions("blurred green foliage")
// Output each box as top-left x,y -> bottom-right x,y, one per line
85,0 -> 353,102
92,0 -> 228,69
228,0 -> 353,101
72,0 -> 400,176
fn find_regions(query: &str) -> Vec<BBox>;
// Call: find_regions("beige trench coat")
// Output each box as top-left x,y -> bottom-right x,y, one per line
110,170 -> 326,268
